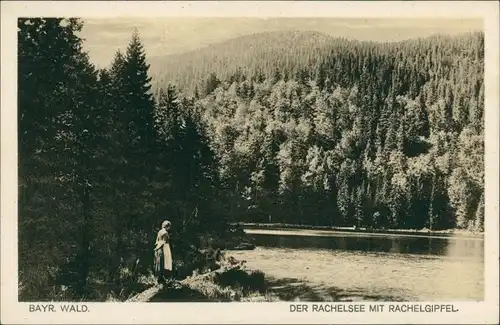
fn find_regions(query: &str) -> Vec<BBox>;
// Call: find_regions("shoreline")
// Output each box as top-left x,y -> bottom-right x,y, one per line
126,259 -> 279,302
233,222 -> 484,239
123,223 -> 484,303
119,222 -> 485,303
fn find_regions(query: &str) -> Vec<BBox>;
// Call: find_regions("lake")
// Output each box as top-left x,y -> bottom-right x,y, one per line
227,228 -> 484,301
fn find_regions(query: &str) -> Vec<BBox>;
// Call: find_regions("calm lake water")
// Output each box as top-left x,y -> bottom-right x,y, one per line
228,228 -> 484,301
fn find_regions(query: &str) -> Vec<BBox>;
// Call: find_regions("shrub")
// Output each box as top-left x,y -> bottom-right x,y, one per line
214,268 -> 267,295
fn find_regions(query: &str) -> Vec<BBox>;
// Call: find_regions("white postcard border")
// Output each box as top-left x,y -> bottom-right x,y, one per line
1,1 -> 498,324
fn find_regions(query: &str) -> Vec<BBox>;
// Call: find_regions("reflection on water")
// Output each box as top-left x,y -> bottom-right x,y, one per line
245,230 -> 484,260
232,229 -> 484,301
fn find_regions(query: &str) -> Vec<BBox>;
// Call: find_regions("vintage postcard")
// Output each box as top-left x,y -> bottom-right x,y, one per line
1,1 -> 499,324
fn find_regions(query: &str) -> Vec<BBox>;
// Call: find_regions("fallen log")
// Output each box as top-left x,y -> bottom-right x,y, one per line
232,242 -> 255,250
126,283 -> 164,302
126,264 -> 244,302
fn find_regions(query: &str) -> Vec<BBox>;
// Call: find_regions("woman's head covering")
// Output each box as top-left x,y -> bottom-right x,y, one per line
161,220 -> 171,229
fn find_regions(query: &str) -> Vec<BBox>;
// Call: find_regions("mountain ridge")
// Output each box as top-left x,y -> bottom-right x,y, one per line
148,30 -> 342,61
148,30 -> 482,93
147,29 -> 479,62
148,30 -> 350,92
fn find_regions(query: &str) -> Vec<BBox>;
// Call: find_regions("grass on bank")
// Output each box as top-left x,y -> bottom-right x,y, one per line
19,240 -> 239,302
127,255 -> 280,302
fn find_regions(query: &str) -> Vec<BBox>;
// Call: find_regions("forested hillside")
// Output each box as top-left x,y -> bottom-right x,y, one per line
18,18 -> 483,302
172,30 -> 484,231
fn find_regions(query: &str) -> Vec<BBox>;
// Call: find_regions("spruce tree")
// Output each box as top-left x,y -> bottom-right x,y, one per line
18,18 -> 105,299
112,29 -> 157,266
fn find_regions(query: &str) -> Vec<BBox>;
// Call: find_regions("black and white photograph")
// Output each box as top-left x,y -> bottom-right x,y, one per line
1,1 -> 499,324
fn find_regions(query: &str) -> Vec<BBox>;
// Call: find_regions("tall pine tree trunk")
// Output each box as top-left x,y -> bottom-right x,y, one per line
112,187 -> 124,285
76,182 -> 92,298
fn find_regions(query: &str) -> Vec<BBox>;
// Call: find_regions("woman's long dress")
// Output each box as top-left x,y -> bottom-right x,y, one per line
154,228 -> 172,275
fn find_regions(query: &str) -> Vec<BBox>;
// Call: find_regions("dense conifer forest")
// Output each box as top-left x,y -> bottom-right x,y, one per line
18,18 -> 484,301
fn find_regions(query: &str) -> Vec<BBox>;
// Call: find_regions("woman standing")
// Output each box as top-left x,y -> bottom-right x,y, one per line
154,220 -> 173,283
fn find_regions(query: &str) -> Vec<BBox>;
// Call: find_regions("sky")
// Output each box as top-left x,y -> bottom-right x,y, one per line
79,18 -> 483,68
